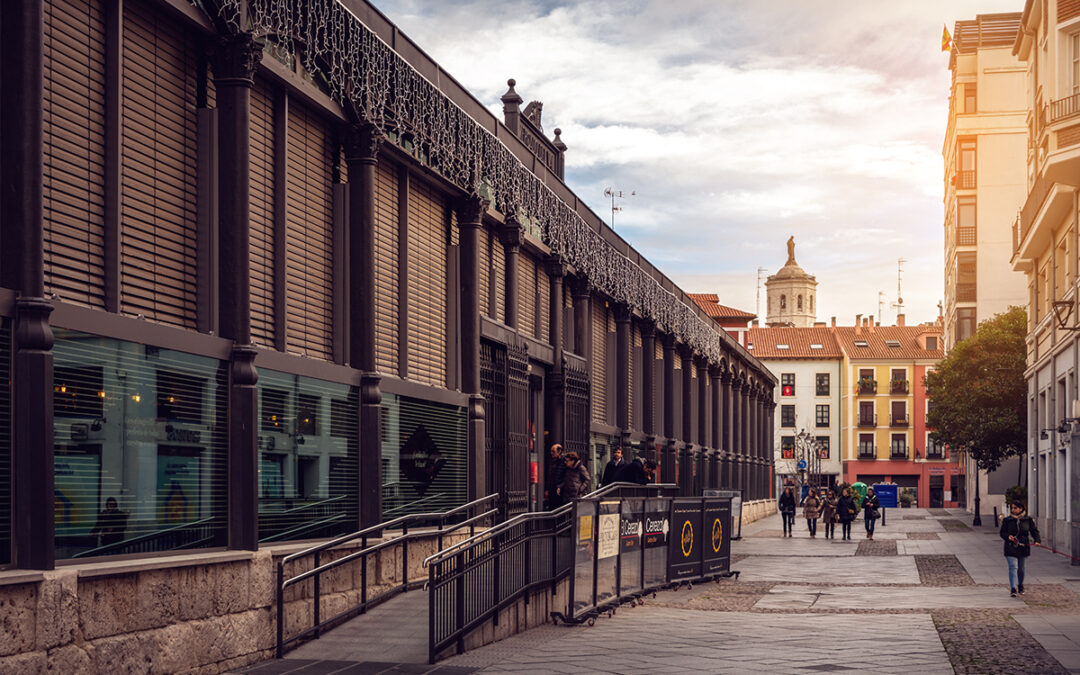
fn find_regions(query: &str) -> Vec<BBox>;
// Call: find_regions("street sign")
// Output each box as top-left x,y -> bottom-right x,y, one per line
797,459 -> 807,470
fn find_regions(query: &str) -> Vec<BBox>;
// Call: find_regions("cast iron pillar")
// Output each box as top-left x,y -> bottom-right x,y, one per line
499,218 -> 523,331
457,195 -> 489,500
546,257 -> 566,452
641,321 -> 656,458
345,123 -> 384,527
572,277 -> 591,360
212,33 -> 263,550
662,334 -> 676,483
679,345 -> 693,495
614,304 -> 630,450
710,365 -> 722,490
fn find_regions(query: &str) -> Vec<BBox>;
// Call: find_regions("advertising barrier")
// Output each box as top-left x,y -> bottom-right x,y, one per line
668,498 -> 703,580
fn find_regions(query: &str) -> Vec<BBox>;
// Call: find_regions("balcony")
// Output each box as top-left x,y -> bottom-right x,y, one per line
890,445 -> 909,459
857,446 -> 876,459
956,283 -> 976,302
858,414 -> 877,428
891,415 -> 910,428
955,170 -> 976,189
926,450 -> 945,460
857,378 -> 877,395
1049,92 -> 1080,124
889,379 -> 909,395
957,226 -> 976,246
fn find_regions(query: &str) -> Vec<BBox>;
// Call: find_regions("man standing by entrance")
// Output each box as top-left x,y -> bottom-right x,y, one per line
601,447 -> 625,487
545,443 -> 565,510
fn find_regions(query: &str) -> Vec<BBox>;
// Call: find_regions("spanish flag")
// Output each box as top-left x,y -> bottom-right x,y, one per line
942,24 -> 952,52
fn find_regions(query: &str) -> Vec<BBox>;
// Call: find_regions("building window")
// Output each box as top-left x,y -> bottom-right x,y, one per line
816,436 -> 830,459
927,435 -> 944,459
781,373 -> 795,397
858,433 -> 875,457
781,436 -> 795,459
781,404 -> 796,428
964,84 -> 976,113
52,329 -> 228,561
816,373 -> 830,396
926,336 -> 938,350
797,294 -> 803,310
957,308 -> 976,342
891,401 -> 908,426
859,401 -> 875,426
857,368 -> 876,394
815,405 -> 829,428
890,434 -> 907,457
780,294 -> 786,309
1071,32 -> 1080,95
956,141 -> 976,189
890,369 -> 909,395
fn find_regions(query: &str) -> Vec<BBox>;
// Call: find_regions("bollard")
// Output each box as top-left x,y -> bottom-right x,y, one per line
993,506 -> 999,527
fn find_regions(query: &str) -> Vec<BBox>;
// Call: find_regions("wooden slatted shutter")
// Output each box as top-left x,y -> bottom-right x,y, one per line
519,253 -> 537,339
492,235 -> 506,324
249,78 -> 276,347
406,179 -> 447,387
121,0 -> 199,328
284,97 -> 334,360
478,228 -> 492,318
631,321 -> 641,429
538,261 -> 551,344
374,159 -> 399,374
591,300 -> 607,423
44,0 -> 107,308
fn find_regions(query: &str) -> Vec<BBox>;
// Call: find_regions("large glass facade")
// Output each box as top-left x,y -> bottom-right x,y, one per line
257,370 -> 358,542
53,329 -> 228,560
381,393 -> 467,519
0,319 -> 9,566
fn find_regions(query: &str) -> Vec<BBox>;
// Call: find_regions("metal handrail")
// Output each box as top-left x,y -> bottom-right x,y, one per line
70,515 -> 217,558
276,493 -> 500,658
423,483 -> 676,568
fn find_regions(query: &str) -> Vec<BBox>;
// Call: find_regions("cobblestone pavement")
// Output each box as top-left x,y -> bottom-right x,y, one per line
439,507 -> 1080,674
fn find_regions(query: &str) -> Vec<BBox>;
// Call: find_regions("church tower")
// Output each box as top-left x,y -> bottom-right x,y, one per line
766,237 -> 817,327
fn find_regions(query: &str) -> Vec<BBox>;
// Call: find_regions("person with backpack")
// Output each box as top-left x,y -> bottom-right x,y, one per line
1000,499 -> 1041,596
837,487 -> 857,540
778,486 -> 797,537
862,487 -> 881,540
803,488 -> 822,538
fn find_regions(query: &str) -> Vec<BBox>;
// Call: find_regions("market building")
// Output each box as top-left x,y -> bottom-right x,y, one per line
0,0 -> 775,669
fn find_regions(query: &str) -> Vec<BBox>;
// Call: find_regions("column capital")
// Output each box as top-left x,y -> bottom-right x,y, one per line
211,32 -> 263,86
613,302 -> 631,324
455,194 -> 490,227
498,217 -> 524,248
343,123 -> 384,164
229,345 -> 259,387
546,254 -> 568,279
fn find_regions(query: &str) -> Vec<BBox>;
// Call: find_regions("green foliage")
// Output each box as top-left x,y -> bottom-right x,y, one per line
925,306 -> 1027,472
899,489 -> 916,506
1005,484 -> 1027,506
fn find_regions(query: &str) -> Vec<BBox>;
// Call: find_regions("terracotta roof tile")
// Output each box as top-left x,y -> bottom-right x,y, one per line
833,325 -> 944,360
746,327 -> 843,358
688,294 -> 756,320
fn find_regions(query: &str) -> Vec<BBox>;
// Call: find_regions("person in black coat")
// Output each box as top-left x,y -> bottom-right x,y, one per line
613,457 -> 656,485
836,488 -> 857,541
1000,499 -> 1041,596
601,447 -> 625,487
862,487 -> 881,540
778,487 -> 797,537
545,444 -> 565,510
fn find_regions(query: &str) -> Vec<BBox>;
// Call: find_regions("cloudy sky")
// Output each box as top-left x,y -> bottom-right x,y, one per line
374,0 -> 1024,327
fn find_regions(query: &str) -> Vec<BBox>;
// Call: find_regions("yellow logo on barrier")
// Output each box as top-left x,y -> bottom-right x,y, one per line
680,520 -> 693,557
711,518 -> 722,553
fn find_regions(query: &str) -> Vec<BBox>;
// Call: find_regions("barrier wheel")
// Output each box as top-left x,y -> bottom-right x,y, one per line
587,618 -> 596,627
652,593 -> 657,599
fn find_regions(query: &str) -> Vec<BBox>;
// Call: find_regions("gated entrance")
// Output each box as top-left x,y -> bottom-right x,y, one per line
481,340 -> 530,518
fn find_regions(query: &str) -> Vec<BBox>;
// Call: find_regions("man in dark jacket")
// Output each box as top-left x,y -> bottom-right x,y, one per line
614,457 -> 656,485
601,447 -> 625,487
1001,499 -> 1040,596
545,444 -> 565,510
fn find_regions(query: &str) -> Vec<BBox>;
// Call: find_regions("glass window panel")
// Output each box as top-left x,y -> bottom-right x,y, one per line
780,405 -> 795,427
815,373 -> 829,396
52,329 -> 227,560
381,393 -> 468,519
257,370 -> 358,542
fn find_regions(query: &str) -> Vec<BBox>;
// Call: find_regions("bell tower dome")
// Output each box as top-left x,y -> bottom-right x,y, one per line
765,237 -> 818,327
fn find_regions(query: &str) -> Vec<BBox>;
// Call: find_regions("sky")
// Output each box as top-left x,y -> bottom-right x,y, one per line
373,0 -> 1025,327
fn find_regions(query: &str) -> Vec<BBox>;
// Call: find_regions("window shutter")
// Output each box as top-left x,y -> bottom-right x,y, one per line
121,0 -> 198,328
249,78 -> 276,347
538,260 -> 551,344
492,235 -> 506,324
284,98 -> 334,360
44,0 -> 107,309
374,159 -> 399,374
591,300 -> 607,423
478,228 -> 492,318
519,253 -> 538,338
406,179 -> 447,387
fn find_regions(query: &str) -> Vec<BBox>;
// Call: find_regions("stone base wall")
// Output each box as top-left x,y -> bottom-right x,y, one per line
0,530 -> 465,674
740,499 -> 776,526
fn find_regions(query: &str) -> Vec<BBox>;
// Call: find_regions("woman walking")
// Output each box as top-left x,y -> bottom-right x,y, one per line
821,489 -> 838,539
803,488 -> 822,538
1000,499 -> 1040,596
837,487 -> 857,540
559,451 -> 591,501
779,486 -> 797,537
862,486 -> 881,540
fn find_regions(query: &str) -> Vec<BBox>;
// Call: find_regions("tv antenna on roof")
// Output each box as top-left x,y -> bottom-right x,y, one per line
603,187 -> 635,229
890,258 -> 906,323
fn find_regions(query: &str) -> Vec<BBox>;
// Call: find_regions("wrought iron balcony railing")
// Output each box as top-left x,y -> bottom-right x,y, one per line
890,446 -> 909,459
891,415 -> 910,427
857,378 -> 877,395
858,446 -> 876,459
889,379 -> 909,395
858,414 -> 877,428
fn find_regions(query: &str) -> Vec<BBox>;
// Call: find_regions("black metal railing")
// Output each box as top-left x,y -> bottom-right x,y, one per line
424,482 -> 695,663
889,380 -> 910,395
258,495 -> 351,542
857,379 -> 877,395
70,516 -> 218,558
891,415 -> 910,427
276,494 -> 500,658
890,446 -> 909,459
858,445 -> 876,459
858,414 -> 877,428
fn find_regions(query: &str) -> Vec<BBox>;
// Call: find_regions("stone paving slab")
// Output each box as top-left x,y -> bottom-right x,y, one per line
1015,615 -> 1080,672
732,538 -> 858,557
735,555 -> 920,584
754,584 -> 1023,611
442,610 -> 952,674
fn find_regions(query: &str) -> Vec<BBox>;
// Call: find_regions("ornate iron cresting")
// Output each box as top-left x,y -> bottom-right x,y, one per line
214,0 -> 729,364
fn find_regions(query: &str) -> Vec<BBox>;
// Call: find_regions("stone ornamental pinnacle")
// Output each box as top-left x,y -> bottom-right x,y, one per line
766,237 -> 818,328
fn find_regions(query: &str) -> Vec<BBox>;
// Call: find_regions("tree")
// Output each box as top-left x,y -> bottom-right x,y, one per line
925,306 -> 1027,472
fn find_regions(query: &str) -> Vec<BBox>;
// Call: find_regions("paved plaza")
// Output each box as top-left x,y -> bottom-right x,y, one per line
239,508 -> 1080,674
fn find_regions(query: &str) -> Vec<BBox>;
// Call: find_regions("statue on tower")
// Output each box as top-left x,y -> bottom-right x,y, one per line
786,236 -> 796,264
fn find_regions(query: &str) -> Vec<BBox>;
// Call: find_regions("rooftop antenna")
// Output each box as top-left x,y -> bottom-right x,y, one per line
603,187 -> 635,229
878,291 -> 886,324
756,267 -> 768,319
890,258 -> 907,323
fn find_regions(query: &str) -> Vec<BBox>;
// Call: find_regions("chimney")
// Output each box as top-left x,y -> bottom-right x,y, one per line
897,313 -> 906,327
752,319 -> 759,327
831,316 -> 836,328
868,316 -> 874,327
814,321 -> 826,327
855,314 -> 862,335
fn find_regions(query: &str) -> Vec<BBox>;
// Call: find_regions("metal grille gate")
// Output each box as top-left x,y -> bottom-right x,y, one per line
480,341 -> 530,518
563,358 -> 590,460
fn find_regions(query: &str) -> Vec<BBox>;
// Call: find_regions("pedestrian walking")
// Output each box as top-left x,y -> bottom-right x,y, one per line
545,444 -> 566,510
837,487 -> 857,540
779,486 -> 797,537
1000,499 -> 1040,596
600,446 -> 625,487
821,489 -> 838,539
862,487 -> 881,540
803,488 -> 821,538
559,451 -> 591,501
